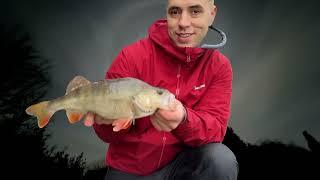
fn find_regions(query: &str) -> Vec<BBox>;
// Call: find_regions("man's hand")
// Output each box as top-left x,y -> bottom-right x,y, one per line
150,99 -> 186,132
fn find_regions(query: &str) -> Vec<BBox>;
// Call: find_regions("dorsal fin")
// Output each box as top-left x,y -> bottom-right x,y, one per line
66,75 -> 91,95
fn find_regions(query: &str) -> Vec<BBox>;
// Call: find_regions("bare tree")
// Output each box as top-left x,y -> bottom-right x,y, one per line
0,24 -> 86,179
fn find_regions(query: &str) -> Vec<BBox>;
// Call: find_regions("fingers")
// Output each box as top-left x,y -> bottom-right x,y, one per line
150,101 -> 186,131
150,115 -> 172,132
84,112 -> 94,127
169,99 -> 180,111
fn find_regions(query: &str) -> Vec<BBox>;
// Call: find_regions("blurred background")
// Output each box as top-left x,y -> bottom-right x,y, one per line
1,0 -> 319,179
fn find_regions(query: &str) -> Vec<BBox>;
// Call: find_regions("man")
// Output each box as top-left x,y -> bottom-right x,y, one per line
92,0 -> 239,179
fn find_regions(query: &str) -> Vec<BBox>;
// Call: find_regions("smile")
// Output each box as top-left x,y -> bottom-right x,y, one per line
177,33 -> 193,38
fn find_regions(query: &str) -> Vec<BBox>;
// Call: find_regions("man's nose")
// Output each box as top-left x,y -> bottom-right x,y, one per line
178,12 -> 191,28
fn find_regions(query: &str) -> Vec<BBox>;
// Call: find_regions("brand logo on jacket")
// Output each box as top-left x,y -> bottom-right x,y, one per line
193,84 -> 206,90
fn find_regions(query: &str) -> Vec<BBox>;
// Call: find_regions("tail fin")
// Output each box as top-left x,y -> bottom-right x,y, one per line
25,101 -> 55,128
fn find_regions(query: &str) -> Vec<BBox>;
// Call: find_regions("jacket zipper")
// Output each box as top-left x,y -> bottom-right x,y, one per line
176,64 -> 182,98
157,132 -> 166,168
176,55 -> 189,98
156,56 -> 187,168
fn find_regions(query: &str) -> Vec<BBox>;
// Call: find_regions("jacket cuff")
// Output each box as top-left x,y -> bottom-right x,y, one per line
171,107 -> 193,136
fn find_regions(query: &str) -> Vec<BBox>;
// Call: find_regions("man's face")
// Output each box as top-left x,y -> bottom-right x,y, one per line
166,0 -> 217,48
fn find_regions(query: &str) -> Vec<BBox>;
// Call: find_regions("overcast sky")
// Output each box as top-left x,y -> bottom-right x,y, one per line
2,0 -> 320,164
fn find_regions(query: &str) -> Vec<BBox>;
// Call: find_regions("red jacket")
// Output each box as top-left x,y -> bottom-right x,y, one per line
93,19 -> 233,176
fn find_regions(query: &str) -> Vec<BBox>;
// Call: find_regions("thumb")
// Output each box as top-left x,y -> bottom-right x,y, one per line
168,99 -> 180,111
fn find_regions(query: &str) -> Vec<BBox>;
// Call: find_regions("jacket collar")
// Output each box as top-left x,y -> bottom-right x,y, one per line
148,19 -> 207,63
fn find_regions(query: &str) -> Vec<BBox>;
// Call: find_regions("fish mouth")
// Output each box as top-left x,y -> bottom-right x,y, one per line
140,108 -> 153,114
133,97 -> 154,114
167,94 -> 177,110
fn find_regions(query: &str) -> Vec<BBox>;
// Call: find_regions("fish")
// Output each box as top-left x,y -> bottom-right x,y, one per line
25,75 -> 177,131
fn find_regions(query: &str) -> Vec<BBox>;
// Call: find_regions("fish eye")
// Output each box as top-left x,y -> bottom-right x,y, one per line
157,90 -> 163,95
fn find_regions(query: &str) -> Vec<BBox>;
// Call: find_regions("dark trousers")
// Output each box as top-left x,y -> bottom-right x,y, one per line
104,143 -> 239,180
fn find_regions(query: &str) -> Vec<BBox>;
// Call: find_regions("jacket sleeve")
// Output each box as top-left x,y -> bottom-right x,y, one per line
92,49 -> 137,144
172,60 -> 233,147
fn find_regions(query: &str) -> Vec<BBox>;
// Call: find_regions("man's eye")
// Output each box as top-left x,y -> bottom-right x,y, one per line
192,9 -> 201,14
169,9 -> 180,15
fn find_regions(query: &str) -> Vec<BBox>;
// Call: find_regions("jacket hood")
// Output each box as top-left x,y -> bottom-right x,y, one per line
148,19 -> 208,63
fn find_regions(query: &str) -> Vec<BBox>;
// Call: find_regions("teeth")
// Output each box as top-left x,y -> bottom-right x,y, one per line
179,34 -> 191,38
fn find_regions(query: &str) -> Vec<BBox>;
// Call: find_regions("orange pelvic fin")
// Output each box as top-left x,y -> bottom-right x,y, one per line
25,101 -> 55,128
66,110 -> 84,124
112,118 -> 133,132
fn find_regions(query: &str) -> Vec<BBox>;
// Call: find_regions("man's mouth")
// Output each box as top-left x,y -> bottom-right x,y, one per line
177,33 -> 193,38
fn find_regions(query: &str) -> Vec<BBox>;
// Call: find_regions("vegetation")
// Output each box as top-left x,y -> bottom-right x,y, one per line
0,24 -> 86,179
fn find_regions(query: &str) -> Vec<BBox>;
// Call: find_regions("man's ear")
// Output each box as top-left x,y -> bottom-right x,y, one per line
209,5 -> 217,25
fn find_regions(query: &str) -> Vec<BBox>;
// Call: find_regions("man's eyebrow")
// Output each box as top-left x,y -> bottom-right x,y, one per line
168,6 -> 180,10
189,5 -> 203,9
167,5 -> 203,11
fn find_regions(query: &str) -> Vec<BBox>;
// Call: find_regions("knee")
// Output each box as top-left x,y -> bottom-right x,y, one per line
196,143 -> 239,178
202,143 -> 238,165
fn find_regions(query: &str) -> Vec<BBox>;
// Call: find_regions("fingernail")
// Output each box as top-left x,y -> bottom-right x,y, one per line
84,119 -> 93,127
113,127 -> 119,132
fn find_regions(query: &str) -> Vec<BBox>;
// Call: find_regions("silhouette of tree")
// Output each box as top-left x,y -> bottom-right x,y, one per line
0,24 -> 86,179
222,128 -> 319,180
223,127 -> 248,155
83,167 -> 107,180
83,159 -> 107,180
303,130 -> 320,153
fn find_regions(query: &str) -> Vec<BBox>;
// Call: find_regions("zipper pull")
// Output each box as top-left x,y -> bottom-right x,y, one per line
163,135 -> 166,142
186,55 -> 191,63
176,64 -> 182,97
